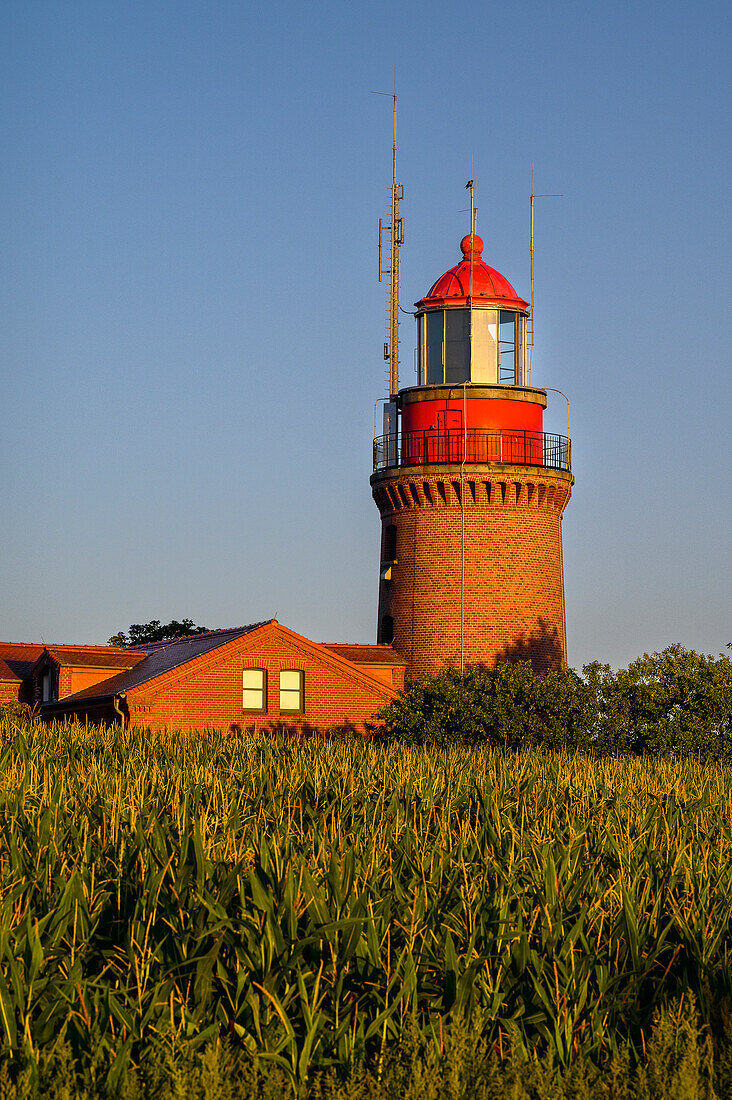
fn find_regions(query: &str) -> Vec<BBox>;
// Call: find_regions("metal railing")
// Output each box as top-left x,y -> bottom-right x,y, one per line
373,428 -> 571,472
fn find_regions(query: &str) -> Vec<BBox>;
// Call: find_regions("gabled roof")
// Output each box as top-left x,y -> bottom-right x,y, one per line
0,658 -> 21,683
256,624 -> 399,699
0,643 -> 45,681
58,624 -> 272,702
38,646 -> 147,670
324,644 -> 407,666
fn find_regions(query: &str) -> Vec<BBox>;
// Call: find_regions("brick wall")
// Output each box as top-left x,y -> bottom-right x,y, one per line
125,625 -> 395,737
0,681 -> 21,705
372,465 -> 573,678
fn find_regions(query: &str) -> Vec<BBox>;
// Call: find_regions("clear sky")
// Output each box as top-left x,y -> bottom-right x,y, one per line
2,0 -> 730,670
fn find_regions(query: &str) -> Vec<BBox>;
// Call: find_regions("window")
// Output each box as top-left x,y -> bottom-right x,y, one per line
426,311 -> 444,383
279,670 -> 304,713
444,309 -> 470,382
41,668 -> 54,703
383,523 -> 397,562
516,315 -> 526,385
499,311 -> 517,383
471,309 -> 498,382
242,668 -> 266,711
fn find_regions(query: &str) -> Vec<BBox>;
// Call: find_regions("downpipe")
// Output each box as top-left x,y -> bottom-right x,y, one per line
113,692 -> 127,729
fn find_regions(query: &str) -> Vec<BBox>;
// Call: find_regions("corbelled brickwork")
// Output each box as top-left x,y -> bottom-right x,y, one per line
372,464 -> 573,678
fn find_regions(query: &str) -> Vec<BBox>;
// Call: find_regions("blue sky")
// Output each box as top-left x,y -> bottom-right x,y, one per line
2,0 -> 730,669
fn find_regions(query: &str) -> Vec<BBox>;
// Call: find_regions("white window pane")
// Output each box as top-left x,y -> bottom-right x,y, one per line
242,669 -> 266,710
279,670 -> 303,711
471,309 -> 498,382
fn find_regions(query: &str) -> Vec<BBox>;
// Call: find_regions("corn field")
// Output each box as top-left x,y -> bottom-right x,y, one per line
1,714 -> 732,1094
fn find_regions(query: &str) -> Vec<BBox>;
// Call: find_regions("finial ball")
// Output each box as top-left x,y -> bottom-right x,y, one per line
460,234 -> 484,259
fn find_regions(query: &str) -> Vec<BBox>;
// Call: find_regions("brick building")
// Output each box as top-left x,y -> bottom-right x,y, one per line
38,622 -> 405,736
0,644 -> 44,705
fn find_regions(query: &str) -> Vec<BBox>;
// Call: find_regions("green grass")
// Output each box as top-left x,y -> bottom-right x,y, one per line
2,713 -> 732,1095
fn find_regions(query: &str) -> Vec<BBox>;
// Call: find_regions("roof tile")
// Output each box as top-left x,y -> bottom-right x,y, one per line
0,643 -> 45,681
56,624 -> 271,703
323,644 -> 407,666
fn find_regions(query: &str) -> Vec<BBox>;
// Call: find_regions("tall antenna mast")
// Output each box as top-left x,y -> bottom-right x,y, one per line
528,168 -> 562,383
466,176 -> 476,294
465,174 -> 475,372
376,83 -> 404,398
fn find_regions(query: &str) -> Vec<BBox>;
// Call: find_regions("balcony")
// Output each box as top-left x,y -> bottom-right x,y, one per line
373,428 -> 571,473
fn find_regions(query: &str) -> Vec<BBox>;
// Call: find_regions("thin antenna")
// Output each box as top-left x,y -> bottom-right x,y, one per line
461,169 -> 475,673
528,167 -> 562,383
465,172 -> 475,374
373,78 -> 403,398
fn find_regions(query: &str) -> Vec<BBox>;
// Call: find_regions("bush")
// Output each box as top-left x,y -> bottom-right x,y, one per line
377,646 -> 732,759
375,662 -> 593,750
583,644 -> 732,758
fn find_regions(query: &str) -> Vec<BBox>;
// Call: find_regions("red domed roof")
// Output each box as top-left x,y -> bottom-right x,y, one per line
416,234 -> 529,312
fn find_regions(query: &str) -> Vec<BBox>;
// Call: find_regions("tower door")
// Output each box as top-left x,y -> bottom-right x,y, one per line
436,408 -> 463,462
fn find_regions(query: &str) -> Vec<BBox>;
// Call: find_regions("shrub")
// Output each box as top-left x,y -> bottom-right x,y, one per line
377,646 -> 732,759
375,662 -> 593,750
583,644 -> 732,758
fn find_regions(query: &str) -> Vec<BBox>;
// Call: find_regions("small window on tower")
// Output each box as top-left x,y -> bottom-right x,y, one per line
279,670 -> 304,713
242,668 -> 267,711
383,523 -> 397,562
379,615 -> 394,645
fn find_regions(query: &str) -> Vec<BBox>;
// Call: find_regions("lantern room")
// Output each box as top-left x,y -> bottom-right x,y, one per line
415,234 -> 530,386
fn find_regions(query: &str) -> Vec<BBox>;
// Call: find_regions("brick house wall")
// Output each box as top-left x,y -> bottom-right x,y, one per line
373,465 -> 573,677
0,678 -> 21,705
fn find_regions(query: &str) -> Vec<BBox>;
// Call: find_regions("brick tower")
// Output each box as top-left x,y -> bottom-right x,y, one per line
371,232 -> 573,678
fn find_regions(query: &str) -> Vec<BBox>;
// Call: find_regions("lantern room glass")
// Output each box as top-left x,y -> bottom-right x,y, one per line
444,310 -> 470,382
499,312 -> 516,383
417,308 -> 527,386
425,312 -> 444,384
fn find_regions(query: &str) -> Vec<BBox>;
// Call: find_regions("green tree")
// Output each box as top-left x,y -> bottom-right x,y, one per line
375,662 -> 593,750
584,644 -> 732,758
108,619 -> 209,647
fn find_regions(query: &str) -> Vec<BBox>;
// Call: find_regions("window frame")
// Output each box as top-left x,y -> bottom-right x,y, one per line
279,669 -> 304,714
242,667 -> 267,712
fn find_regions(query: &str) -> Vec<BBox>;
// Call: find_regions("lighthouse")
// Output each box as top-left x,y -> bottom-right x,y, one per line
370,227 -> 573,678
